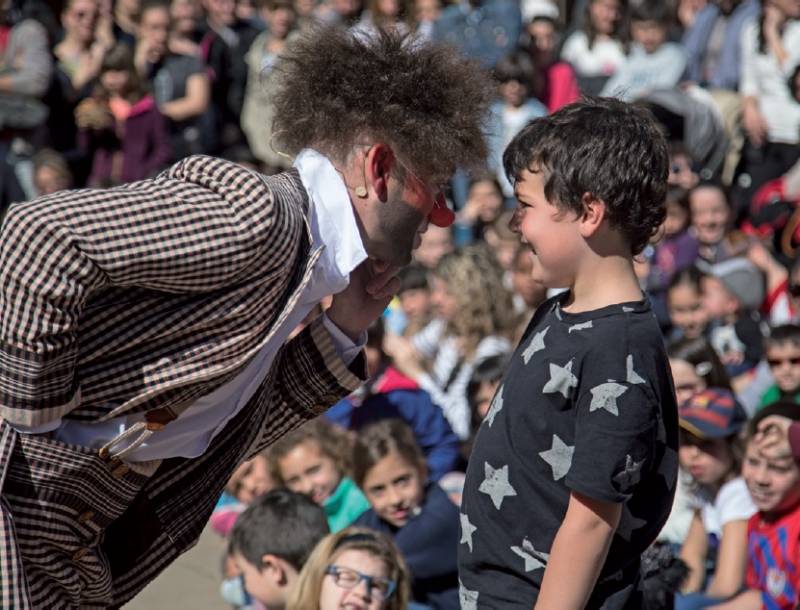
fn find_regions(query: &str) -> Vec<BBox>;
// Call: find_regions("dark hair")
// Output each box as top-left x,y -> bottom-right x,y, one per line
100,43 -> 148,100
494,50 -> 535,85
667,263 -> 704,295
766,324 -> 800,350
397,263 -> 429,294
272,26 -> 494,180
352,419 -> 426,487
503,96 -> 669,255
790,65 -> 800,104
667,336 -> 732,391
229,488 -> 330,570
630,0 -> 671,24
747,400 -> 800,440
467,352 -> 510,406
688,180 -> 730,208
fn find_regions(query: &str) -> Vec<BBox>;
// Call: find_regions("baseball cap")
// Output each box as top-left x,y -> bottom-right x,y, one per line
698,257 -> 765,312
678,388 -> 748,439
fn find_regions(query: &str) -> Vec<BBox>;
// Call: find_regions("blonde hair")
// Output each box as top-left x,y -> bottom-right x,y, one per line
268,418 -> 354,484
286,527 -> 410,610
433,244 -> 516,357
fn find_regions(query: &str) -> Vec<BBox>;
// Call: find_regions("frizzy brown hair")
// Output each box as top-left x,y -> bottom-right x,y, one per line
271,26 -> 495,180
268,418 -> 355,484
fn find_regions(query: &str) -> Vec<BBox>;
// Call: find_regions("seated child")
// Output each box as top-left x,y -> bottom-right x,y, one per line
668,336 -> 733,406
211,449 -> 277,536
711,401 -> 800,610
689,182 -> 748,265
600,0 -> 688,101
268,418 -> 370,532
354,419 -> 460,610
287,527 -> 410,610
677,389 -> 757,609
396,263 -> 433,337
761,324 -> 800,409
701,257 -> 766,377
458,97 -> 679,608
668,265 -> 710,343
326,319 -> 462,482
229,488 -> 330,609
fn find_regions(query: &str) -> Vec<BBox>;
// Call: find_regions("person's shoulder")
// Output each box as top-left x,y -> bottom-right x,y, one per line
717,476 -> 753,508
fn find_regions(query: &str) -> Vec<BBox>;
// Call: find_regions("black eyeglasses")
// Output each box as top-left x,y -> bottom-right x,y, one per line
767,357 -> 800,368
324,565 -> 396,600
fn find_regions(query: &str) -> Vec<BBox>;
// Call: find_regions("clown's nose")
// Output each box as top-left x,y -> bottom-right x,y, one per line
429,193 -> 455,227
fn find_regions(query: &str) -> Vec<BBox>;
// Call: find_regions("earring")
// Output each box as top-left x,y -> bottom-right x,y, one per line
355,185 -> 368,198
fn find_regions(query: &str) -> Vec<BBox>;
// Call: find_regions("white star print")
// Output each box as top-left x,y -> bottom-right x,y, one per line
539,434 -> 575,481
522,326 -> 549,364
459,580 -> 479,610
612,454 -> 644,490
626,354 -> 645,384
460,512 -> 477,552
568,321 -> 593,333
510,538 -> 549,572
543,360 -> 578,398
485,385 -> 504,427
617,504 -> 647,541
479,462 -> 518,510
589,382 -> 628,416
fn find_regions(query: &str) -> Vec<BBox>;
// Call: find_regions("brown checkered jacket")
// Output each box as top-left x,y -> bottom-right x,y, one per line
0,155 -> 366,608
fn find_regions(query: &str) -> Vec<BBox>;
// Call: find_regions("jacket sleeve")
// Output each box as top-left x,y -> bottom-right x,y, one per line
246,315 -> 367,457
0,156 -> 296,428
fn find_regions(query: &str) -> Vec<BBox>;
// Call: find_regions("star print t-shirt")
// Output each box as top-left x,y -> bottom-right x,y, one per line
458,293 -> 679,609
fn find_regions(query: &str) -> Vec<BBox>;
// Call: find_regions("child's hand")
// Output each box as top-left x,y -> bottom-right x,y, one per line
746,240 -> 775,272
383,333 -> 425,380
755,414 -> 794,456
742,101 -> 768,148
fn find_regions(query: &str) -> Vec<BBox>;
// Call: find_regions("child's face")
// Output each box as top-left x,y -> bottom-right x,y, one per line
664,199 -> 689,237
468,180 -> 503,223
235,551 -> 297,609
414,0 -> 439,22
679,432 -> 734,486
701,276 -> 738,320
510,169 -> 585,289
320,549 -> 391,610
690,186 -> 730,247
429,275 -> 458,322
278,440 -> 342,505
589,0 -> 620,35
474,379 -> 501,420
234,455 -> 276,504
362,450 -> 425,528
265,6 -> 295,37
527,19 -> 556,63
101,69 -> 129,97
399,287 -> 430,322
34,166 -> 69,196
669,358 -> 706,405
668,153 -> 699,190
413,225 -> 453,269
743,439 -> 800,515
668,283 -> 708,339
499,79 -> 528,108
766,341 -> 800,394
631,19 -> 666,54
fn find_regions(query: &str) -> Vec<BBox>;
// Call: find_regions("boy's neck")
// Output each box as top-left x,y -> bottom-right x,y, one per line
562,254 -> 642,313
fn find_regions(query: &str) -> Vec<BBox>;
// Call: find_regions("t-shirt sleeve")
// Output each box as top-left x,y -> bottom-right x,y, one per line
565,361 -> 660,504
717,478 -> 757,526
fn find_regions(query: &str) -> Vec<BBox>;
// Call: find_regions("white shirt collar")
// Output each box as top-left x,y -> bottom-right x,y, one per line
293,148 -> 368,303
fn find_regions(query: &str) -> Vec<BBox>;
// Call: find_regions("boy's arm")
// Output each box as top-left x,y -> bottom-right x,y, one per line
705,519 -> 749,599
533,491 -> 621,610
680,511 -> 709,593
706,590 -> 761,610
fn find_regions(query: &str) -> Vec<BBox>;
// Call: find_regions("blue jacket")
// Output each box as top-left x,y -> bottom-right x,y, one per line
357,484 -> 460,610
326,366 -> 462,481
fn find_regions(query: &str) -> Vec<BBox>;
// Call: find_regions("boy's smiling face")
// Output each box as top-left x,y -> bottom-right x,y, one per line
510,169 -> 585,289
743,440 -> 800,515
766,341 -> 800,394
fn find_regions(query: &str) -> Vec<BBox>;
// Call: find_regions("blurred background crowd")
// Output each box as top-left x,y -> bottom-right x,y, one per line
3,0 -> 800,607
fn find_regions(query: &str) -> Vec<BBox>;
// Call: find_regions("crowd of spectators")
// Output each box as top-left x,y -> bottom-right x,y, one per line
3,0 -> 800,607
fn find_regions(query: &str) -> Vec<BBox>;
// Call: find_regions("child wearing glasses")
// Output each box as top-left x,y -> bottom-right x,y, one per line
760,324 -> 800,410
287,527 -> 410,610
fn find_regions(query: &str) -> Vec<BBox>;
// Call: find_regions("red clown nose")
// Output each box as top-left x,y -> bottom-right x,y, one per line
429,193 -> 455,227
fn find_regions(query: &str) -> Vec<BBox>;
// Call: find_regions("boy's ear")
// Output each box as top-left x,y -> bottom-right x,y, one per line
261,554 -> 292,585
578,192 -> 606,238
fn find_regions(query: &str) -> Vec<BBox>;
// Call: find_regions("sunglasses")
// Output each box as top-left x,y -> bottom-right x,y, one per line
767,357 -> 800,368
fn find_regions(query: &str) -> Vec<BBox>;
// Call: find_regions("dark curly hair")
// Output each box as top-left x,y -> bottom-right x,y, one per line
503,96 -> 669,255
271,26 -> 494,181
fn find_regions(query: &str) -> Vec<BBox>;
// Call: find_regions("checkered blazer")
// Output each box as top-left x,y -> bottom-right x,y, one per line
0,155 -> 366,608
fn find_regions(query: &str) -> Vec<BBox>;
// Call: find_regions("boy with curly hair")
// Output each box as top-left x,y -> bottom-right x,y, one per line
458,97 -> 679,609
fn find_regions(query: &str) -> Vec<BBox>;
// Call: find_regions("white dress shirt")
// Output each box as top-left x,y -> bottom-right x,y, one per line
16,149 -> 368,461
